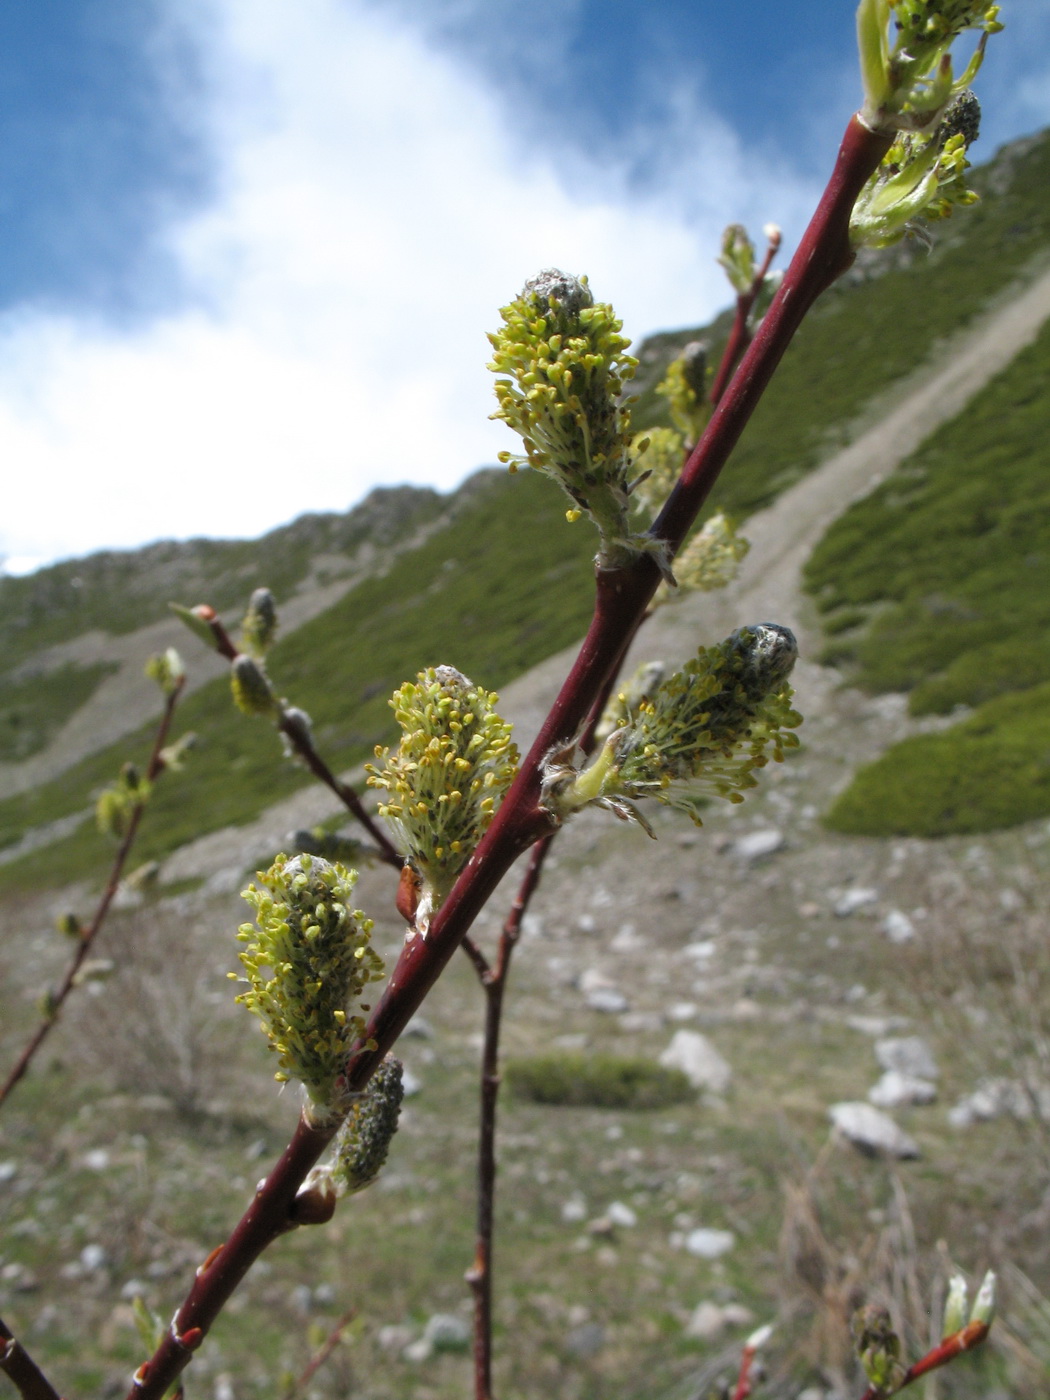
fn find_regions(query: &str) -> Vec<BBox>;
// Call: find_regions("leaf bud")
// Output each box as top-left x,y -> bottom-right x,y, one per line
170,603 -> 222,652
969,1270 -> 996,1328
241,587 -> 279,657
942,1273 -> 968,1338
145,647 -> 185,695
230,655 -> 278,718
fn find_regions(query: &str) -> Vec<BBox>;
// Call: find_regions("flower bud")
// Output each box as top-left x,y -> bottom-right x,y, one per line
488,269 -> 642,563
235,854 -> 384,1116
230,654 -> 278,718
544,623 -> 801,829
241,587 -> 279,657
367,668 -> 518,924
333,1056 -> 405,1194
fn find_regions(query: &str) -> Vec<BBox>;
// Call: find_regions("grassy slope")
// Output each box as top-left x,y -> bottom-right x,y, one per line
0,470 -> 596,891
4,129 -> 1050,874
0,484 -> 445,678
0,662 -> 118,761
805,316 -> 1050,837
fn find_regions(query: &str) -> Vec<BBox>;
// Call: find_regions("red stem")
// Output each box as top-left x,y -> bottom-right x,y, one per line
125,113 -> 890,1400
730,1343 -> 759,1400
283,1307 -> 357,1399
0,1319 -> 63,1400
857,1321 -> 990,1400
0,678 -> 185,1109
465,837 -> 552,1400
708,228 -> 782,409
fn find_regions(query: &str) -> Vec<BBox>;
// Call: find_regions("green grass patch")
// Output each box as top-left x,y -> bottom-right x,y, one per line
0,661 -> 118,761
506,1054 -> 694,1110
803,297 -> 1050,836
0,470 -> 597,893
825,682 -> 1050,837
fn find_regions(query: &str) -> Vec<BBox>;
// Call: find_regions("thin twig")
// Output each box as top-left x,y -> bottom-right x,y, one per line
0,1315 -> 63,1400
857,1321 -> 990,1400
708,226 -> 782,408
198,608 -> 403,870
124,113 -> 890,1400
461,656 -> 637,1398
0,678 -> 185,1109
464,836 -> 552,1400
281,1307 -> 358,1400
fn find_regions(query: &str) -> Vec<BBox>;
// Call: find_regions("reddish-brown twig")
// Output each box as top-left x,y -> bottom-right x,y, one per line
461,654 -> 626,1399
124,113 -> 890,1400
281,1307 -> 358,1400
0,677 -> 185,1109
0,1315 -> 63,1400
464,836 -> 552,1400
193,607 -> 403,871
708,225 -> 783,409
857,1320 -> 990,1400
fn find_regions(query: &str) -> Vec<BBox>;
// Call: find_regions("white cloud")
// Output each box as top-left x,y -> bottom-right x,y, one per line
0,0 -> 821,571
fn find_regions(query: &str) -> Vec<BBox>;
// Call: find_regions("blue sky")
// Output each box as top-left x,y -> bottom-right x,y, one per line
0,0 -> 1046,572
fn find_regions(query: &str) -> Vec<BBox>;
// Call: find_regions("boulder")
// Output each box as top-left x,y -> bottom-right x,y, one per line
829,1102 -> 920,1159
660,1031 -> 731,1094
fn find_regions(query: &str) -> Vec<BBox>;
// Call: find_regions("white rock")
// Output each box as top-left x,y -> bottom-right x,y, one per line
685,1302 -> 727,1340
948,1077 -> 1049,1126
423,1313 -> 470,1351
586,988 -> 629,1014
683,940 -> 717,960
606,1201 -> 637,1228
376,1324 -> 415,1354
80,1244 -> 108,1272
829,1102 -> 920,1159
685,1301 -> 754,1339
868,1071 -> 937,1108
0,1162 -> 18,1183
722,1303 -> 756,1328
402,1338 -> 432,1363
875,1036 -> 938,1081
882,910 -> 916,943
733,829 -> 784,862
834,888 -> 878,917
684,1227 -> 736,1259
668,1002 -> 698,1021
561,1195 -> 587,1223
611,923 -> 643,950
81,1149 -> 111,1171
660,1030 -> 731,1094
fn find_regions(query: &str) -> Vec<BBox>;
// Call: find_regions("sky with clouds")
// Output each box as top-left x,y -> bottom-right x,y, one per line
0,0 -> 1047,574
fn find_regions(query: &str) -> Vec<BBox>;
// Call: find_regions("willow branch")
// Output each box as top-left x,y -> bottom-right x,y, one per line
197,608 -> 402,870
464,835 -> 552,1400
857,1320 -> 990,1400
124,113 -> 890,1400
708,226 -> 782,409
0,1316 -> 63,1400
0,677 -> 185,1110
